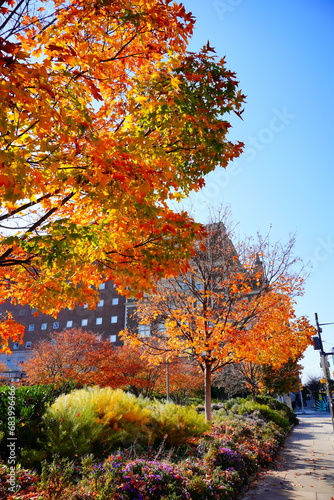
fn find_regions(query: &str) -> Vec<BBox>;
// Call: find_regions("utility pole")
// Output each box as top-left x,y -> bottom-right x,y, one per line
314,313 -> 334,431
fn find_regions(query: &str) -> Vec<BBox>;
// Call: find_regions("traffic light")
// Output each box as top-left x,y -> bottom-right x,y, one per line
313,336 -> 321,350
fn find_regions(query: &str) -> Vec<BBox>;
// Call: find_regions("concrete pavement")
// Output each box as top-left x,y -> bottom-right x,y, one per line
241,410 -> 334,500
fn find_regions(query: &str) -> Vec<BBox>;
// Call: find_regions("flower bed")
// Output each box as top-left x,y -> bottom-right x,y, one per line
0,396 -> 293,499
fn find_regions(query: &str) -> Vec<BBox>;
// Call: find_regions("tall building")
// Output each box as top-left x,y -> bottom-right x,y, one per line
0,281 -> 130,381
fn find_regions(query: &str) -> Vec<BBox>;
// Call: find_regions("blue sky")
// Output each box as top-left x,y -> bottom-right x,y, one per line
179,0 -> 334,383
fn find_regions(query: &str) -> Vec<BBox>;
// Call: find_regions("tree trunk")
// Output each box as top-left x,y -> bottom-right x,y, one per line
204,362 -> 212,421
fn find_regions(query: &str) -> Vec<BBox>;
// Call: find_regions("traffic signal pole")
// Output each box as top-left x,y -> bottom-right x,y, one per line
314,313 -> 334,432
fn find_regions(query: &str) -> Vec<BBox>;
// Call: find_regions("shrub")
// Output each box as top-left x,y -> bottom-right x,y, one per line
254,395 -> 298,425
44,387 -> 152,458
233,400 -> 290,431
0,385 -> 68,466
149,401 -> 209,447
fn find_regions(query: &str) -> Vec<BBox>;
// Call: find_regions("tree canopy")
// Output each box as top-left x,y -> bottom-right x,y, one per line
0,0 -> 245,350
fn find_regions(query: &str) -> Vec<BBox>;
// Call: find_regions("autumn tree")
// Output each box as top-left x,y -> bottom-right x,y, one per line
23,328 -> 201,398
260,359 -> 302,396
214,359 -> 302,399
23,328 -> 112,387
121,210 -> 314,420
0,0 -> 245,351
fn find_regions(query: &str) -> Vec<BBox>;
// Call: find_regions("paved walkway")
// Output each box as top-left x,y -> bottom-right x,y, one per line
241,410 -> 334,500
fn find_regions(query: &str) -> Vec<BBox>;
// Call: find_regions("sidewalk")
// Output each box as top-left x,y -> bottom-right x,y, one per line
241,411 -> 334,500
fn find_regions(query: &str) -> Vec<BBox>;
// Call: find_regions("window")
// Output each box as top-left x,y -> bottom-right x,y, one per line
41,323 -> 47,330
138,324 -> 150,337
112,298 -> 119,306
31,308 -> 37,315
157,323 -> 165,333
13,342 -> 19,349
83,303 -> 88,309
110,335 -> 117,342
66,320 -> 73,328
96,317 -> 103,325
110,316 -> 118,324
18,309 -> 25,316
53,322 -> 59,329
51,339 -> 57,346
97,299 -> 104,307
28,324 -> 35,331
99,283 -> 106,290
81,319 -> 88,326
6,359 -> 11,366
25,341 -> 32,349
18,358 -> 24,364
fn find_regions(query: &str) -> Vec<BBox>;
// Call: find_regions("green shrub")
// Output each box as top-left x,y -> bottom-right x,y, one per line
149,401 -> 209,446
254,395 -> 298,425
0,385 -> 69,466
231,400 -> 290,431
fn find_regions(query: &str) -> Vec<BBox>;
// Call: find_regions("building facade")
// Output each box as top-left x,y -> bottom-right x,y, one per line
0,281 -> 132,381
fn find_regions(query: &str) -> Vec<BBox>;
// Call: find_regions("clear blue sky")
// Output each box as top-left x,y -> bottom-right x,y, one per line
179,0 -> 334,383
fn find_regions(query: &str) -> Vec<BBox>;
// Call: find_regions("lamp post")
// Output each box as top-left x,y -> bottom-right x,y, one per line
314,313 -> 334,432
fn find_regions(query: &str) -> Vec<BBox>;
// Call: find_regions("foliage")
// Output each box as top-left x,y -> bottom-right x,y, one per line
259,360 -> 302,395
1,394 -> 293,499
114,460 -> 190,499
228,400 -> 290,432
44,387 -> 152,458
254,394 -> 298,426
0,461 -> 39,499
148,401 -> 209,447
0,0 -> 245,351
0,384 -> 68,466
23,328 -> 114,387
39,456 -> 76,500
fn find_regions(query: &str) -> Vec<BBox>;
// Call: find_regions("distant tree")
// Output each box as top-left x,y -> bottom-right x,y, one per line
213,364 -> 249,399
260,359 -> 301,396
23,329 -> 201,398
304,376 -> 322,401
23,329 -> 112,387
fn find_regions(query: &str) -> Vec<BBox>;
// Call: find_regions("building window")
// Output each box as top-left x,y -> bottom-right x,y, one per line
41,323 -> 47,330
81,319 -> 88,326
138,324 -> 150,337
18,358 -> 24,364
28,324 -> 35,331
111,316 -> 118,324
96,317 -> 103,325
66,320 -> 73,328
112,298 -> 119,306
99,283 -> 106,290
97,299 -> 104,307
53,322 -> 59,329
51,339 -> 57,346
83,303 -> 88,309
110,335 -> 116,342
18,309 -> 25,316
13,342 -> 20,349
25,341 -> 32,349
6,359 -> 11,366
31,308 -> 37,315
